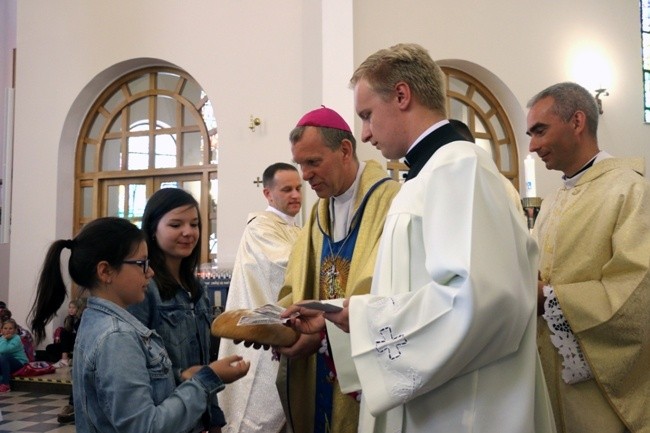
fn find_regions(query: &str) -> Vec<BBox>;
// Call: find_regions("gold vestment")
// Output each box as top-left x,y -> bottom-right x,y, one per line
277,160 -> 400,433
535,158 -> 650,433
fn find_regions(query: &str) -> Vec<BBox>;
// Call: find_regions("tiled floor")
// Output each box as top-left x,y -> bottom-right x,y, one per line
0,390 -> 74,433
0,364 -> 74,433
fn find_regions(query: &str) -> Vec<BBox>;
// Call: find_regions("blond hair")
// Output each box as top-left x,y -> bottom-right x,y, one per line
351,43 -> 447,115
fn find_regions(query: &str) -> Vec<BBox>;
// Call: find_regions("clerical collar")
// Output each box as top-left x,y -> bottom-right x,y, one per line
265,205 -> 297,225
329,161 -> 365,242
405,119 -> 449,155
562,151 -> 613,189
403,121 -> 466,181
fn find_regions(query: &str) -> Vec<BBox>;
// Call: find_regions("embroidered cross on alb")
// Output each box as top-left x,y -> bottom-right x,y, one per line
375,326 -> 407,360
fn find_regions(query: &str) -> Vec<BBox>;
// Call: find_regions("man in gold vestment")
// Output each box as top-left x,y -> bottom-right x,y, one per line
527,82 -> 650,433
276,106 -> 400,433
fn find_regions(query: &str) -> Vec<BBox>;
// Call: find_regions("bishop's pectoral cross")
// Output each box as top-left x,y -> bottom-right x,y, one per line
325,263 -> 339,298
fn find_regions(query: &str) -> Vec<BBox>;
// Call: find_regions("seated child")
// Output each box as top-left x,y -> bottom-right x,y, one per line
0,318 -> 28,392
46,299 -> 84,368
0,309 -> 35,362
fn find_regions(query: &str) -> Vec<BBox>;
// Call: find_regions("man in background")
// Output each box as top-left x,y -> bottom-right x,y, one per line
276,106 -> 400,433
218,162 -> 302,433
527,81 -> 650,433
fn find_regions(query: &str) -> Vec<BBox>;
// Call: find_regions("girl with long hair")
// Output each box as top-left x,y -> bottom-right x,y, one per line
128,188 -> 226,432
29,217 -> 248,433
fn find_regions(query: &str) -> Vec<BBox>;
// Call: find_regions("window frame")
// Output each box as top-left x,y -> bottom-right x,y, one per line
74,67 -> 218,263
387,66 -> 519,190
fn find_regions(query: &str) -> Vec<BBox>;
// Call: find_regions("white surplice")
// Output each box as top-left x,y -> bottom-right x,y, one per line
218,210 -> 301,433
328,141 -> 555,433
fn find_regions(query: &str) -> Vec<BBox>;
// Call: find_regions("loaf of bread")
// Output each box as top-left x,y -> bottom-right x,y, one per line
211,309 -> 300,347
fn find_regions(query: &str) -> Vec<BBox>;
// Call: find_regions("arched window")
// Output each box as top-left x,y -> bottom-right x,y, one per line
642,0 -> 650,121
388,67 -> 519,190
75,67 -> 218,263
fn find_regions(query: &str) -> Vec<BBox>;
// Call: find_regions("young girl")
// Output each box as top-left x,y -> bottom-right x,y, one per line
46,299 -> 83,368
128,188 -> 226,432
29,217 -> 249,433
0,318 -> 28,392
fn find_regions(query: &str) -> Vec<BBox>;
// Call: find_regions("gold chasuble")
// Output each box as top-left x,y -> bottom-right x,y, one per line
277,160 -> 400,433
535,158 -> 650,433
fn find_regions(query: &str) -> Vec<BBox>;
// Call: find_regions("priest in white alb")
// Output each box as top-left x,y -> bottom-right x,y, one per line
282,43 -> 555,433
218,162 -> 302,433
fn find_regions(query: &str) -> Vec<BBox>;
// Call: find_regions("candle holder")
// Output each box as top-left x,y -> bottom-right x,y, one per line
521,197 -> 542,231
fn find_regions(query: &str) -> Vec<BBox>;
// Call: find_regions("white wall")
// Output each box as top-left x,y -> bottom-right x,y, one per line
7,0 -> 650,336
353,0 -> 650,194
0,0 -> 17,303
9,0 -> 336,335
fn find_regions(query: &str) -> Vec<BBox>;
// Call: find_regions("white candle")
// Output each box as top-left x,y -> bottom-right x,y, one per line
524,154 -> 537,198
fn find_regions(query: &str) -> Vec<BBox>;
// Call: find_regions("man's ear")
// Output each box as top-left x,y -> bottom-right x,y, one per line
395,82 -> 411,108
572,110 -> 587,134
339,139 -> 354,161
262,187 -> 272,202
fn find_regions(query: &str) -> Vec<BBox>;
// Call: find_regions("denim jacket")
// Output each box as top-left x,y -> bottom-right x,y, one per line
73,297 -> 224,433
128,279 -> 225,426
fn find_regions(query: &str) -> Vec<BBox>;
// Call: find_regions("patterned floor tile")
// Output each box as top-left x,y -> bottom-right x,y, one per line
0,391 -> 72,433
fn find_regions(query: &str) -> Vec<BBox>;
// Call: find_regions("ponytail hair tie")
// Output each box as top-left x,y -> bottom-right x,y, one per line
63,239 -> 76,249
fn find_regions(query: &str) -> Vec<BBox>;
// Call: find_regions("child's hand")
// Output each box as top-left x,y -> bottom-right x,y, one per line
208,355 -> 250,384
180,365 -> 203,381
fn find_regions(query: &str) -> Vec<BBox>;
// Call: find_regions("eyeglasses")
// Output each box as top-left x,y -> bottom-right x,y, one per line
122,258 -> 150,274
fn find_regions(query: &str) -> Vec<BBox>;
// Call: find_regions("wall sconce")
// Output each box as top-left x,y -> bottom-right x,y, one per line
594,88 -> 608,115
568,44 -> 612,116
249,116 -> 262,132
